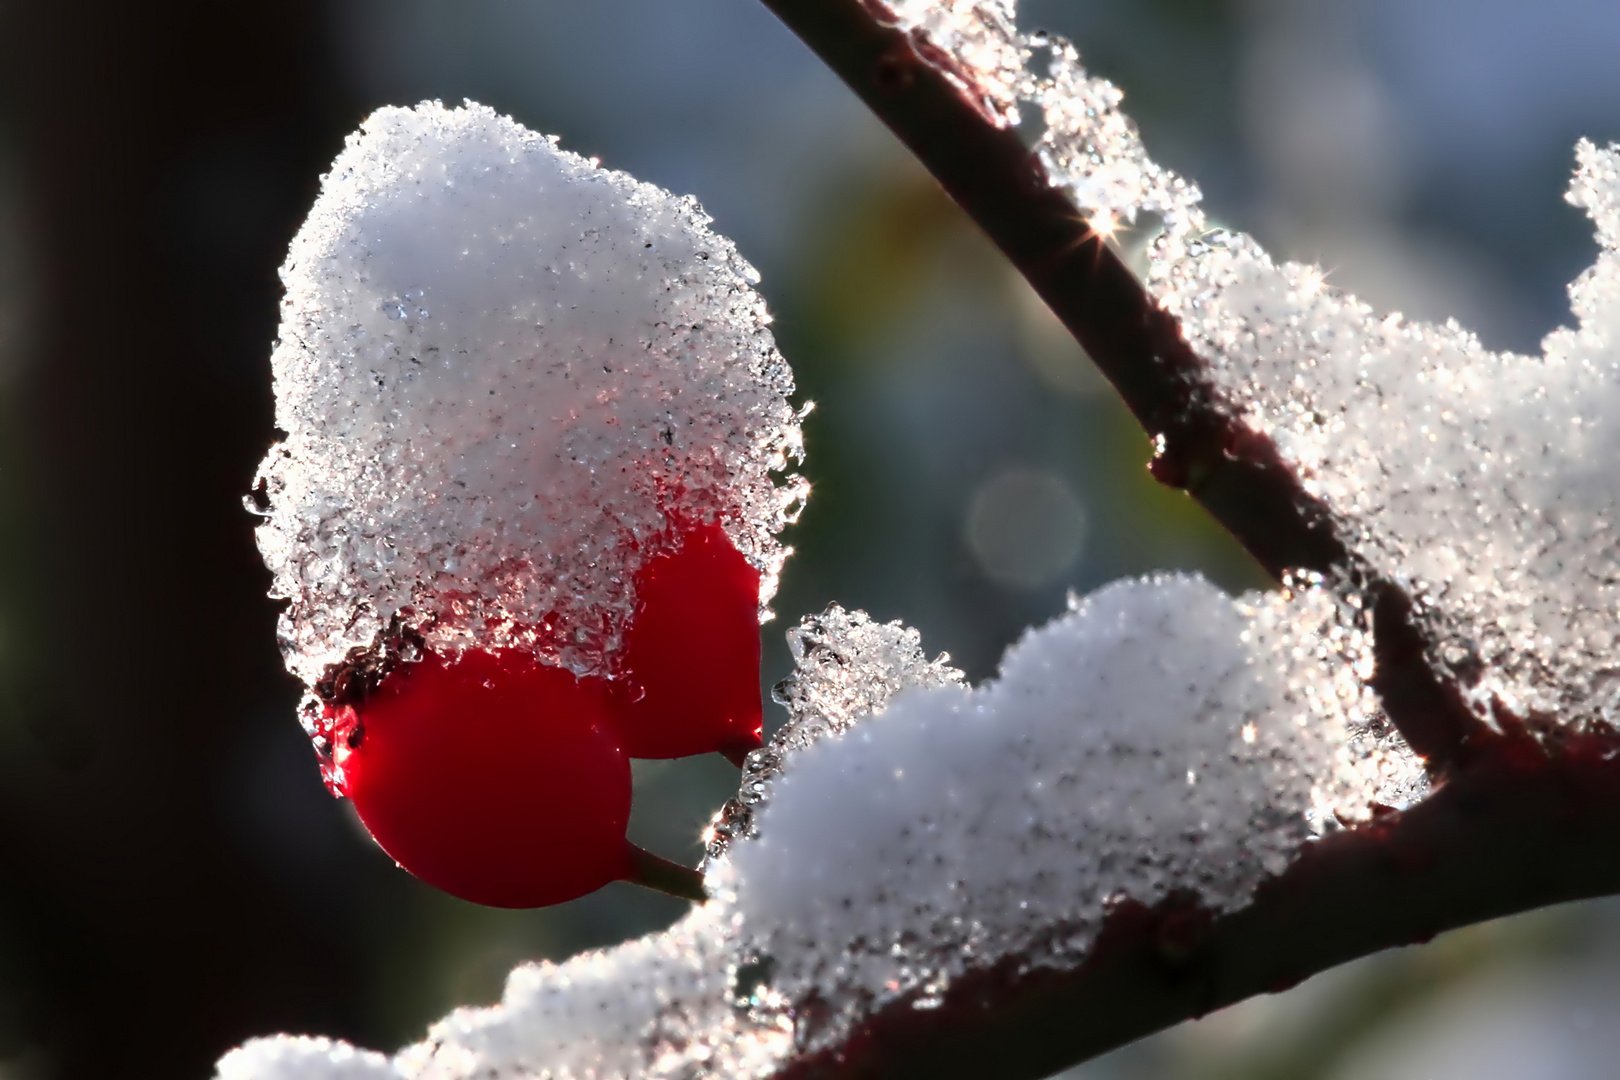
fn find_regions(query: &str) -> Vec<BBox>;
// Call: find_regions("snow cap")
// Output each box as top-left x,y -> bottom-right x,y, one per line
252,101 -> 805,704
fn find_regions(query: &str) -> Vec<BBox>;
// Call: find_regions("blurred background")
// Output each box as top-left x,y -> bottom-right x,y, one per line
1,0 -> 1618,1076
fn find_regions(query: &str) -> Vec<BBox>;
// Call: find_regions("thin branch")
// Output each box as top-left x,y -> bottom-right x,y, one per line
755,0 -> 1482,768
623,843 -> 708,903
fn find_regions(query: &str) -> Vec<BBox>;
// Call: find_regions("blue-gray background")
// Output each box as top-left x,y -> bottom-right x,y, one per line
1,1 -> 1617,1077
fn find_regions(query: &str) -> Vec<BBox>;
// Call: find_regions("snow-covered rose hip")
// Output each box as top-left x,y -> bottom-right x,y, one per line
251,101 -> 806,906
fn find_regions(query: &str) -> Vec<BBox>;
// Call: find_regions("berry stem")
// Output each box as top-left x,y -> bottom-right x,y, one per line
623,843 -> 709,903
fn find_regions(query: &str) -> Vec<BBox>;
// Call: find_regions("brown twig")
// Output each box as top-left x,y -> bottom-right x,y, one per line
623,843 -> 708,904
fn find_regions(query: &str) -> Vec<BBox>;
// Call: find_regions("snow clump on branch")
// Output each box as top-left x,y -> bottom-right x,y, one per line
725,575 -> 1393,1053
1145,141 -> 1620,730
220,576 -> 1409,1078
216,1037 -> 397,1080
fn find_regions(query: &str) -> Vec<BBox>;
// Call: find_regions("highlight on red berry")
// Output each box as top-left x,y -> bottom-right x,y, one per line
250,101 -> 806,907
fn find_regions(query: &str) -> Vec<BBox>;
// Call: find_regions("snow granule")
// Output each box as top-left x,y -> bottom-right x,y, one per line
251,101 -> 804,721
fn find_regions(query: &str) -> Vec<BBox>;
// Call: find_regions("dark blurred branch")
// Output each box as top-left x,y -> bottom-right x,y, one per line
744,0 -> 1620,1076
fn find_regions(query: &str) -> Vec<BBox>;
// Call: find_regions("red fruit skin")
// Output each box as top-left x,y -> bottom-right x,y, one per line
334,649 -> 632,908
607,521 -> 764,761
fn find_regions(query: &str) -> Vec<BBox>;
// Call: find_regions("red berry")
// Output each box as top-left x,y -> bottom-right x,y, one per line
607,521 -> 764,762
333,649 -> 632,908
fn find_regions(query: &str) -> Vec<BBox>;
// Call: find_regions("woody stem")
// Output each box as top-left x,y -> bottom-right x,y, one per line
623,842 -> 708,903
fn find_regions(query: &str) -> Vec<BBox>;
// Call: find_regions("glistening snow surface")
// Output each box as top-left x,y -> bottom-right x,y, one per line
221,577 -> 1415,1079
884,0 -> 1023,126
216,1038 -> 398,1080
897,0 -> 1620,728
727,576 -> 1399,1050
1151,147 -> 1620,727
252,101 -> 804,699
705,604 -> 968,862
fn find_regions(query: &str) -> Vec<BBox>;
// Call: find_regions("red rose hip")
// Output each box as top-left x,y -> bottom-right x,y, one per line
333,649 -> 632,908
255,105 -> 806,908
607,521 -> 765,763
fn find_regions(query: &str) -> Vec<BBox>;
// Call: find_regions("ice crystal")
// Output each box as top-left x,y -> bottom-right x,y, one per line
221,578 -> 1411,1079
885,0 -> 1024,126
216,1037 -> 398,1080
252,101 -> 804,706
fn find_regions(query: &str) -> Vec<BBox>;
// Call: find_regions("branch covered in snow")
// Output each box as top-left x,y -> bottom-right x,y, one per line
757,0 -> 1488,766
779,0 -> 1620,753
